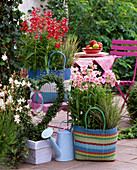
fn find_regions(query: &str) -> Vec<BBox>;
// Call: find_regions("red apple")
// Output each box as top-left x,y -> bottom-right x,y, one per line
97,42 -> 103,48
89,40 -> 97,47
86,45 -> 90,49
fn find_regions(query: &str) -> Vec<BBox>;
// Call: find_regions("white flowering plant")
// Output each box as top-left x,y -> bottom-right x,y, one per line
0,69 -> 34,129
0,69 -> 36,168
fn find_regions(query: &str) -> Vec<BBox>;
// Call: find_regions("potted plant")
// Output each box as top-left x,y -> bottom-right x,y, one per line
67,63 -> 123,161
18,8 -> 71,80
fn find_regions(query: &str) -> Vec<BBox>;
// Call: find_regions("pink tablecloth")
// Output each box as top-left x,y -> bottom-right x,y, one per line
76,55 -> 119,72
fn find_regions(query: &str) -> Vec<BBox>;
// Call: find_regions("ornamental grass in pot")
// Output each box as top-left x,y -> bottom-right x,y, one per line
67,63 -> 123,161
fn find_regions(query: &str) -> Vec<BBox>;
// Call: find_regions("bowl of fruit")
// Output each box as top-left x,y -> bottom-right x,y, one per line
82,40 -> 103,54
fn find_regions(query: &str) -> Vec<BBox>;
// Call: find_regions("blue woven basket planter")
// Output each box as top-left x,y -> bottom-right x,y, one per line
28,68 -> 71,81
28,51 -> 71,81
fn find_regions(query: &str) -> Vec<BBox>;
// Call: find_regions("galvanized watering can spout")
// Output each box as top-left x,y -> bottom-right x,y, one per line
41,128 -> 62,158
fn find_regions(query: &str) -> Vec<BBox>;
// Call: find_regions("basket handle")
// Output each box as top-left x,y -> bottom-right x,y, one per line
85,107 -> 106,131
48,51 -> 66,70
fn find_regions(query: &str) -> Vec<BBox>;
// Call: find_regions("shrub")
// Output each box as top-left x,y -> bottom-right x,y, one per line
0,0 -> 23,84
0,112 -> 18,165
127,83 -> 137,122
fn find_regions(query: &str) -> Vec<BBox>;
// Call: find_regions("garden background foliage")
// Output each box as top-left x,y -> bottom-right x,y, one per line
45,0 -> 137,92
0,0 -> 23,84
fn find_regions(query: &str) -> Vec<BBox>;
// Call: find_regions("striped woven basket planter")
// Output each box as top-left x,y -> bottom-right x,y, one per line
73,107 -> 118,161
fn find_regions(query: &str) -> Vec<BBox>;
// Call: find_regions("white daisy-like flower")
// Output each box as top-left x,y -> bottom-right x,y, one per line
27,81 -> 31,87
21,80 -> 26,86
0,91 -> 5,97
6,95 -> 13,104
0,99 -> 5,109
16,106 -> 23,112
14,115 -> 20,124
9,77 -> 13,84
24,104 -> 30,109
0,83 -> 2,87
14,80 -> 20,86
2,54 -> 8,61
17,98 -> 26,105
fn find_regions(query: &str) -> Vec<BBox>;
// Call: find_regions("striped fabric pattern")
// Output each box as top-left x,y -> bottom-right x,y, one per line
73,125 -> 118,161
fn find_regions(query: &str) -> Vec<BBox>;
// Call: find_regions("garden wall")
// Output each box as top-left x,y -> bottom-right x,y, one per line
18,0 -> 48,14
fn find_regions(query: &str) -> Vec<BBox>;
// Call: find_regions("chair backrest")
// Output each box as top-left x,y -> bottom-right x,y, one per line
110,39 -> 137,57
110,39 -> 137,81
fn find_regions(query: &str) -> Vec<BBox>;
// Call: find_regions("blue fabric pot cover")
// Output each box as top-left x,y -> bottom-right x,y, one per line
28,68 -> 71,80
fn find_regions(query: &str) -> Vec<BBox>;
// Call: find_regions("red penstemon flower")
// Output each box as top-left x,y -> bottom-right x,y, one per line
20,8 -> 69,49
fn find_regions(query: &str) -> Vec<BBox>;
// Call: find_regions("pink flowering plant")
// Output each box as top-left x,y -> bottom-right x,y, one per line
18,8 -> 69,74
67,62 -> 118,129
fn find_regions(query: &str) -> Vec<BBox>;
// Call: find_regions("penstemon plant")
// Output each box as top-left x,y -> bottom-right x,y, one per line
18,8 -> 69,74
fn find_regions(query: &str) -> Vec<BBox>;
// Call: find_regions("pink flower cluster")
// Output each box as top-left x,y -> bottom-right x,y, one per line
21,8 -> 69,48
70,62 -> 116,91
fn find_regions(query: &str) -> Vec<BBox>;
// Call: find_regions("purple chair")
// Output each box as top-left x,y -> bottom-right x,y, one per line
110,39 -> 137,110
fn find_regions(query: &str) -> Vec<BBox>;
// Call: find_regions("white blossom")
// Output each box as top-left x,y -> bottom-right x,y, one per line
0,99 -> 5,110
24,104 -> 30,109
0,84 -> 2,87
0,91 -> 5,97
9,77 -> 13,84
14,80 -> 20,86
21,80 -> 26,86
27,81 -> 31,87
16,106 -> 23,112
17,98 -> 26,105
6,95 -> 13,104
14,115 -> 20,124
2,54 -> 8,61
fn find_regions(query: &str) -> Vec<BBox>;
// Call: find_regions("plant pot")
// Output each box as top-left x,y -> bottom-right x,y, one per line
28,68 -> 71,80
73,107 -> 118,161
31,81 -> 71,104
73,125 -> 118,161
25,139 -> 53,164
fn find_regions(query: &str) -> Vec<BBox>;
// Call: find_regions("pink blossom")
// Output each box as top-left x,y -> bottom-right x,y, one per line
92,64 -> 97,69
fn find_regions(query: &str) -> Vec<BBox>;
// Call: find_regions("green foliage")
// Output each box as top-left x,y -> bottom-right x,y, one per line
46,0 -> 137,87
0,112 -> 17,165
127,83 -> 137,121
25,74 -> 65,141
18,30 -> 56,72
60,34 -> 80,68
46,0 -> 68,21
0,0 -> 23,84
47,0 -> 137,51
5,128 -> 29,169
97,94 -> 123,130
118,121 -> 137,140
67,85 -> 121,129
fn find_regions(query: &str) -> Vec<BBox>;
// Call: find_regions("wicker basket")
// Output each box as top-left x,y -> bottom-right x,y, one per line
73,107 -> 118,161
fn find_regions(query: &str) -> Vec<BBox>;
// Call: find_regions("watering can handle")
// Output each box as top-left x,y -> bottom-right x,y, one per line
58,120 -> 71,131
85,107 -> 106,131
48,51 -> 66,70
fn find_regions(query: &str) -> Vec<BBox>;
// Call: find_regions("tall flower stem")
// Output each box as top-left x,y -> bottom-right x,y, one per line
34,38 -> 37,75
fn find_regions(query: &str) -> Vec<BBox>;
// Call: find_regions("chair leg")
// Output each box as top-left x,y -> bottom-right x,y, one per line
116,82 -> 134,113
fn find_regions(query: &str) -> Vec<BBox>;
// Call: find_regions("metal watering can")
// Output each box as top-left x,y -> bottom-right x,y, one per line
41,120 -> 75,161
